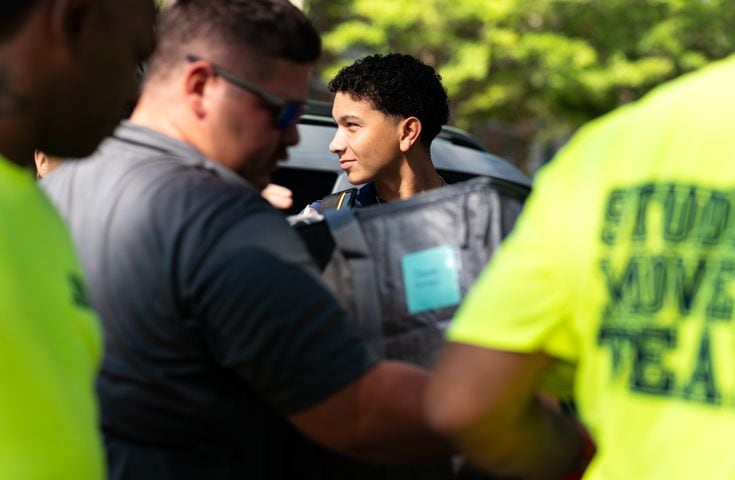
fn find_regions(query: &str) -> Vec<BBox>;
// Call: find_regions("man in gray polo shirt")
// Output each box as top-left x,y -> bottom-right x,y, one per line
42,1 -> 450,479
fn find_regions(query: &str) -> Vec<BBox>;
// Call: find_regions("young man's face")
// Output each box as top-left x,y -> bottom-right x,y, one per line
203,59 -> 310,190
329,92 -> 404,186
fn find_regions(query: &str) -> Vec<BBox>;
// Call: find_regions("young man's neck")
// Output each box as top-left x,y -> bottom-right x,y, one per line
374,150 -> 444,201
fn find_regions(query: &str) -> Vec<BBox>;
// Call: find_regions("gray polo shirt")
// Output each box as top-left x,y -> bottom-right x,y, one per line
42,121 -> 377,480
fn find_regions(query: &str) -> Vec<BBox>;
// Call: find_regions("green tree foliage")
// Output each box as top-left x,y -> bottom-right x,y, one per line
306,0 -> 735,146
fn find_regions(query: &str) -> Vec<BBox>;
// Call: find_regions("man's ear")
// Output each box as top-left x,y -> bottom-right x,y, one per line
399,116 -> 422,153
34,149 -> 49,179
183,62 -> 213,119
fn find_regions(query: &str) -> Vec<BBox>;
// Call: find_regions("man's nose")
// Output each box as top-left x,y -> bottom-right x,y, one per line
329,129 -> 345,154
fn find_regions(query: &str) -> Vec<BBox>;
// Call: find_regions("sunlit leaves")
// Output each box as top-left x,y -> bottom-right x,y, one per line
307,0 -> 735,147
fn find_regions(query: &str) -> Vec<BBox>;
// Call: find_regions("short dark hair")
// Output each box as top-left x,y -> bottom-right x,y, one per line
148,0 -> 320,78
328,53 -> 450,147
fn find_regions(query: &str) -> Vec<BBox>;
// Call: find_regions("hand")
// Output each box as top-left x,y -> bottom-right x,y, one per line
261,183 -> 293,210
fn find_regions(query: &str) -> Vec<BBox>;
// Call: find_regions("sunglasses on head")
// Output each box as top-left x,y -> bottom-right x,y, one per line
186,54 -> 304,130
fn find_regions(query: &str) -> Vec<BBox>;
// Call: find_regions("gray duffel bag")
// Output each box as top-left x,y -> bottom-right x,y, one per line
292,176 -> 529,368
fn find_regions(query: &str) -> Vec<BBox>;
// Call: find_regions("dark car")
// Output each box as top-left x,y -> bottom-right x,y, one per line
272,102 -> 532,215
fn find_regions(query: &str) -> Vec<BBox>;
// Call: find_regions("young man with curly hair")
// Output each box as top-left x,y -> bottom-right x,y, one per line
303,53 -> 449,213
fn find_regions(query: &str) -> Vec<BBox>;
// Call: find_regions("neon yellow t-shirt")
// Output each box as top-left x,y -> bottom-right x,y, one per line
449,56 -> 735,479
0,157 -> 104,478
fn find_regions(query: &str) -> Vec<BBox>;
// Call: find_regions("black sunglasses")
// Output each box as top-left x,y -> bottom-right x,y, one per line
186,54 -> 303,130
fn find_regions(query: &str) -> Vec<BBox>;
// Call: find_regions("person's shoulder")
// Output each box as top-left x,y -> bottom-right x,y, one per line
0,155 -> 38,200
0,159 -> 67,237
584,56 -> 735,128
323,187 -> 360,211
299,198 -> 323,216
316,182 -> 379,210
354,182 -> 379,208
594,55 -> 735,135
300,185 -> 364,215
150,165 -> 268,231
648,54 -> 735,103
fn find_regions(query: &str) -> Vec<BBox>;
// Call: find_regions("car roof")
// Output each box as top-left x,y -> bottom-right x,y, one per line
286,106 -> 532,188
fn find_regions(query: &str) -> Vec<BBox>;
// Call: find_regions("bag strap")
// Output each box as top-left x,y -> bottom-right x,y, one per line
323,208 -> 384,357
320,188 -> 358,212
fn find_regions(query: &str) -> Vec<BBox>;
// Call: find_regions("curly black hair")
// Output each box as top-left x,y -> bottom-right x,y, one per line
328,53 -> 449,147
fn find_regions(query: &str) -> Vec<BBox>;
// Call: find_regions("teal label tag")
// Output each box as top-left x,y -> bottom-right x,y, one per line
401,245 -> 461,314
